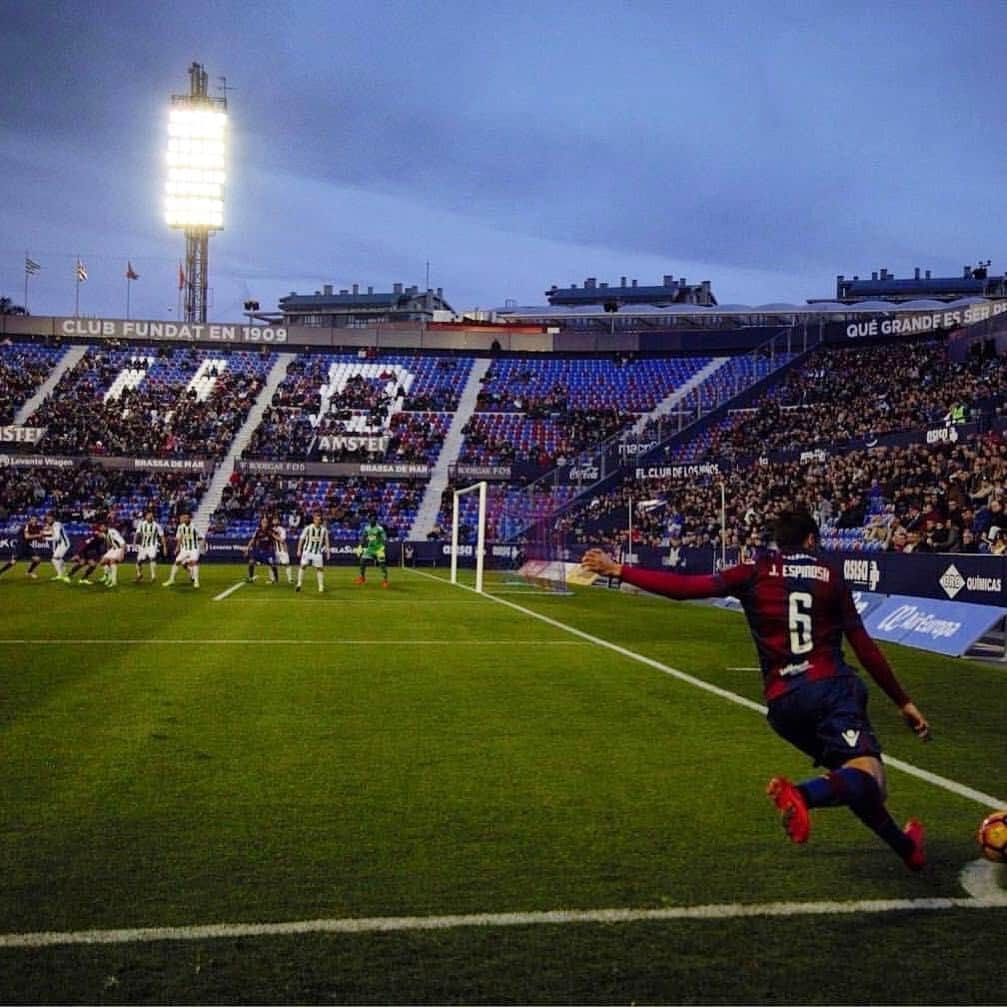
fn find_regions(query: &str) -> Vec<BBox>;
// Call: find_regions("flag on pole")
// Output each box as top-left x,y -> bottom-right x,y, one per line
25,257 -> 41,275
76,260 -> 88,282
126,261 -> 140,280
178,263 -> 185,290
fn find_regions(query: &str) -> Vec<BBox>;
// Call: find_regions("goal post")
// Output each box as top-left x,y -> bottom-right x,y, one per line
450,480 -> 487,593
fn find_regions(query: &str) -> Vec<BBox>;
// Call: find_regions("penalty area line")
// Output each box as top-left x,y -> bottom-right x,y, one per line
212,581 -> 247,602
1,881 -> 1004,949
406,568 -> 1007,810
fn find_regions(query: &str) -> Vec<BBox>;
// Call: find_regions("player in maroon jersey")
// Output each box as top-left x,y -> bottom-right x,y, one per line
582,509 -> 930,870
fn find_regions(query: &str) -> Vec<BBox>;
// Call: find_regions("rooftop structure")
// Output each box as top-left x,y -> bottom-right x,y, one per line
814,263 -> 1007,305
277,283 -> 454,328
546,275 -> 717,309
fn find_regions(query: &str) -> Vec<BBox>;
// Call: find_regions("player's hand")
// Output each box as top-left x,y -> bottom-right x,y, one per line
900,701 -> 931,741
580,548 -> 621,578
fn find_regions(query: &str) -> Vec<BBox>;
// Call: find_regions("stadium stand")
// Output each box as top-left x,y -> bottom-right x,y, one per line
23,345 -> 274,458
0,339 -> 68,425
0,462 -> 208,538
562,436 -> 1007,556
242,352 -> 472,462
669,340 -> 1006,463
211,473 -> 423,542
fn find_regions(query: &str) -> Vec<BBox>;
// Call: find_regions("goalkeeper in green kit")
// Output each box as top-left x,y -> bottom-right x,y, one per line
355,513 -> 389,588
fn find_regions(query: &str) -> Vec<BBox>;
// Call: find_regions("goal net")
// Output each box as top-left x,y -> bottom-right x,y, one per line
449,480 -> 575,595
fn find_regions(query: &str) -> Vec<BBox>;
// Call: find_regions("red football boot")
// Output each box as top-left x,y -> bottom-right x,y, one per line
767,776 -> 811,844
354,576 -> 365,585
902,818 -> 926,871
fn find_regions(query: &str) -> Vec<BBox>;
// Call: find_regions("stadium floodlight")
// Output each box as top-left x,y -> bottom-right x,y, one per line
450,481 -> 487,593
166,62 -> 228,323
165,108 -> 227,228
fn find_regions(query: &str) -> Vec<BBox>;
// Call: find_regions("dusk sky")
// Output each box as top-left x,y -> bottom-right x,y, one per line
2,1 -> 1005,321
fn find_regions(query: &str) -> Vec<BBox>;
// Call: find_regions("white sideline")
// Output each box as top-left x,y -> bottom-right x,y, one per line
1,877 -> 1004,949
212,581 -> 247,601
408,570 -> 1007,810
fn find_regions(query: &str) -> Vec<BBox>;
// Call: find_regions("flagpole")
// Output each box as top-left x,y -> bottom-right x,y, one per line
75,257 -> 80,318
126,274 -> 131,320
23,249 -> 29,314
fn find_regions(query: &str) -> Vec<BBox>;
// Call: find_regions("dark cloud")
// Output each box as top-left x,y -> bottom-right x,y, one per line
3,0 -> 1007,314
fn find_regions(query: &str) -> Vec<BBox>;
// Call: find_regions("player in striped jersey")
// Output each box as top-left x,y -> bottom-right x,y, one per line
296,512 -> 330,593
42,512 -> 71,582
133,510 -> 166,583
163,513 -> 202,589
99,523 -> 127,588
272,518 -> 293,584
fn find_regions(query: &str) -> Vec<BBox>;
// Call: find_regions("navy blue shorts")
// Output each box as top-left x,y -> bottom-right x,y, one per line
251,546 -> 273,564
18,539 -> 42,561
766,675 -> 883,770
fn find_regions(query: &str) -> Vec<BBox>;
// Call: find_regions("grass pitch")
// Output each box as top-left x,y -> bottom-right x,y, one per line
0,563 -> 1004,1003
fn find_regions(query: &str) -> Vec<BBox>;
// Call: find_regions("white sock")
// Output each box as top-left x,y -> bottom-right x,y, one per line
53,558 -> 64,576
166,566 -> 177,584
150,561 -> 157,579
285,566 -> 292,583
109,565 -> 118,586
297,567 -> 304,587
191,564 -> 199,587
316,569 -> 324,591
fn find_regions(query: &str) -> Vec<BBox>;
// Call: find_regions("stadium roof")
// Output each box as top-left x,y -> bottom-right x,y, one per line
494,297 -> 998,321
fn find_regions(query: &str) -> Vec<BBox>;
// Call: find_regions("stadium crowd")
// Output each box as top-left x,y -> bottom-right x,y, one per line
0,341 -> 61,425
27,348 -> 267,459
567,433 -> 1007,556
676,341 -> 1007,463
459,407 -> 633,468
210,472 -> 423,540
0,462 -> 207,530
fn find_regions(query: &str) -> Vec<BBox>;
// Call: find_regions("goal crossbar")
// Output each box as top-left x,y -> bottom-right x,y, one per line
450,481 -> 487,593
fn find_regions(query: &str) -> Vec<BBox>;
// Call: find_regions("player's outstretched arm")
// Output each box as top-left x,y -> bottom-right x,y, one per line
841,591 -> 930,741
580,548 -> 743,600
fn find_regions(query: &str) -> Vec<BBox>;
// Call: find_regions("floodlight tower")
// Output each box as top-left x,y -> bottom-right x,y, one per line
165,62 -> 227,323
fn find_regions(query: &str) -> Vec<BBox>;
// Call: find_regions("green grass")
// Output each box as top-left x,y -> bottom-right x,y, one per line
0,563 -> 1003,1003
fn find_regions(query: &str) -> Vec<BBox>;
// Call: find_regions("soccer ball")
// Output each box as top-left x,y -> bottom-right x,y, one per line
977,810 -> 1007,863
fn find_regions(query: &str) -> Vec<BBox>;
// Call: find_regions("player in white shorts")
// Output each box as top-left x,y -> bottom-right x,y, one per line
99,523 -> 127,588
42,512 -> 71,581
133,510 -> 166,583
163,512 -> 202,589
272,517 -> 293,584
296,512 -> 330,593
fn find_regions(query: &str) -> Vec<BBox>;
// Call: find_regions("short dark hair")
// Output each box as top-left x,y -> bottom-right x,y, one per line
773,509 -> 819,551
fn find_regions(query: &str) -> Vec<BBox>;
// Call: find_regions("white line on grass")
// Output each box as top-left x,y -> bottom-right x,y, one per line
407,569 -> 1007,809
2,875 -> 1004,949
0,639 -> 589,646
960,859 -> 1007,902
212,581 -> 246,601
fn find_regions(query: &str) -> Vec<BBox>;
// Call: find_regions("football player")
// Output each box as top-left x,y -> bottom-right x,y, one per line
296,512 -> 330,593
355,512 -> 389,588
163,513 -> 202,589
133,510 -> 166,583
582,509 -> 930,870
272,517 -> 293,584
42,512 -> 71,582
245,516 -> 278,584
